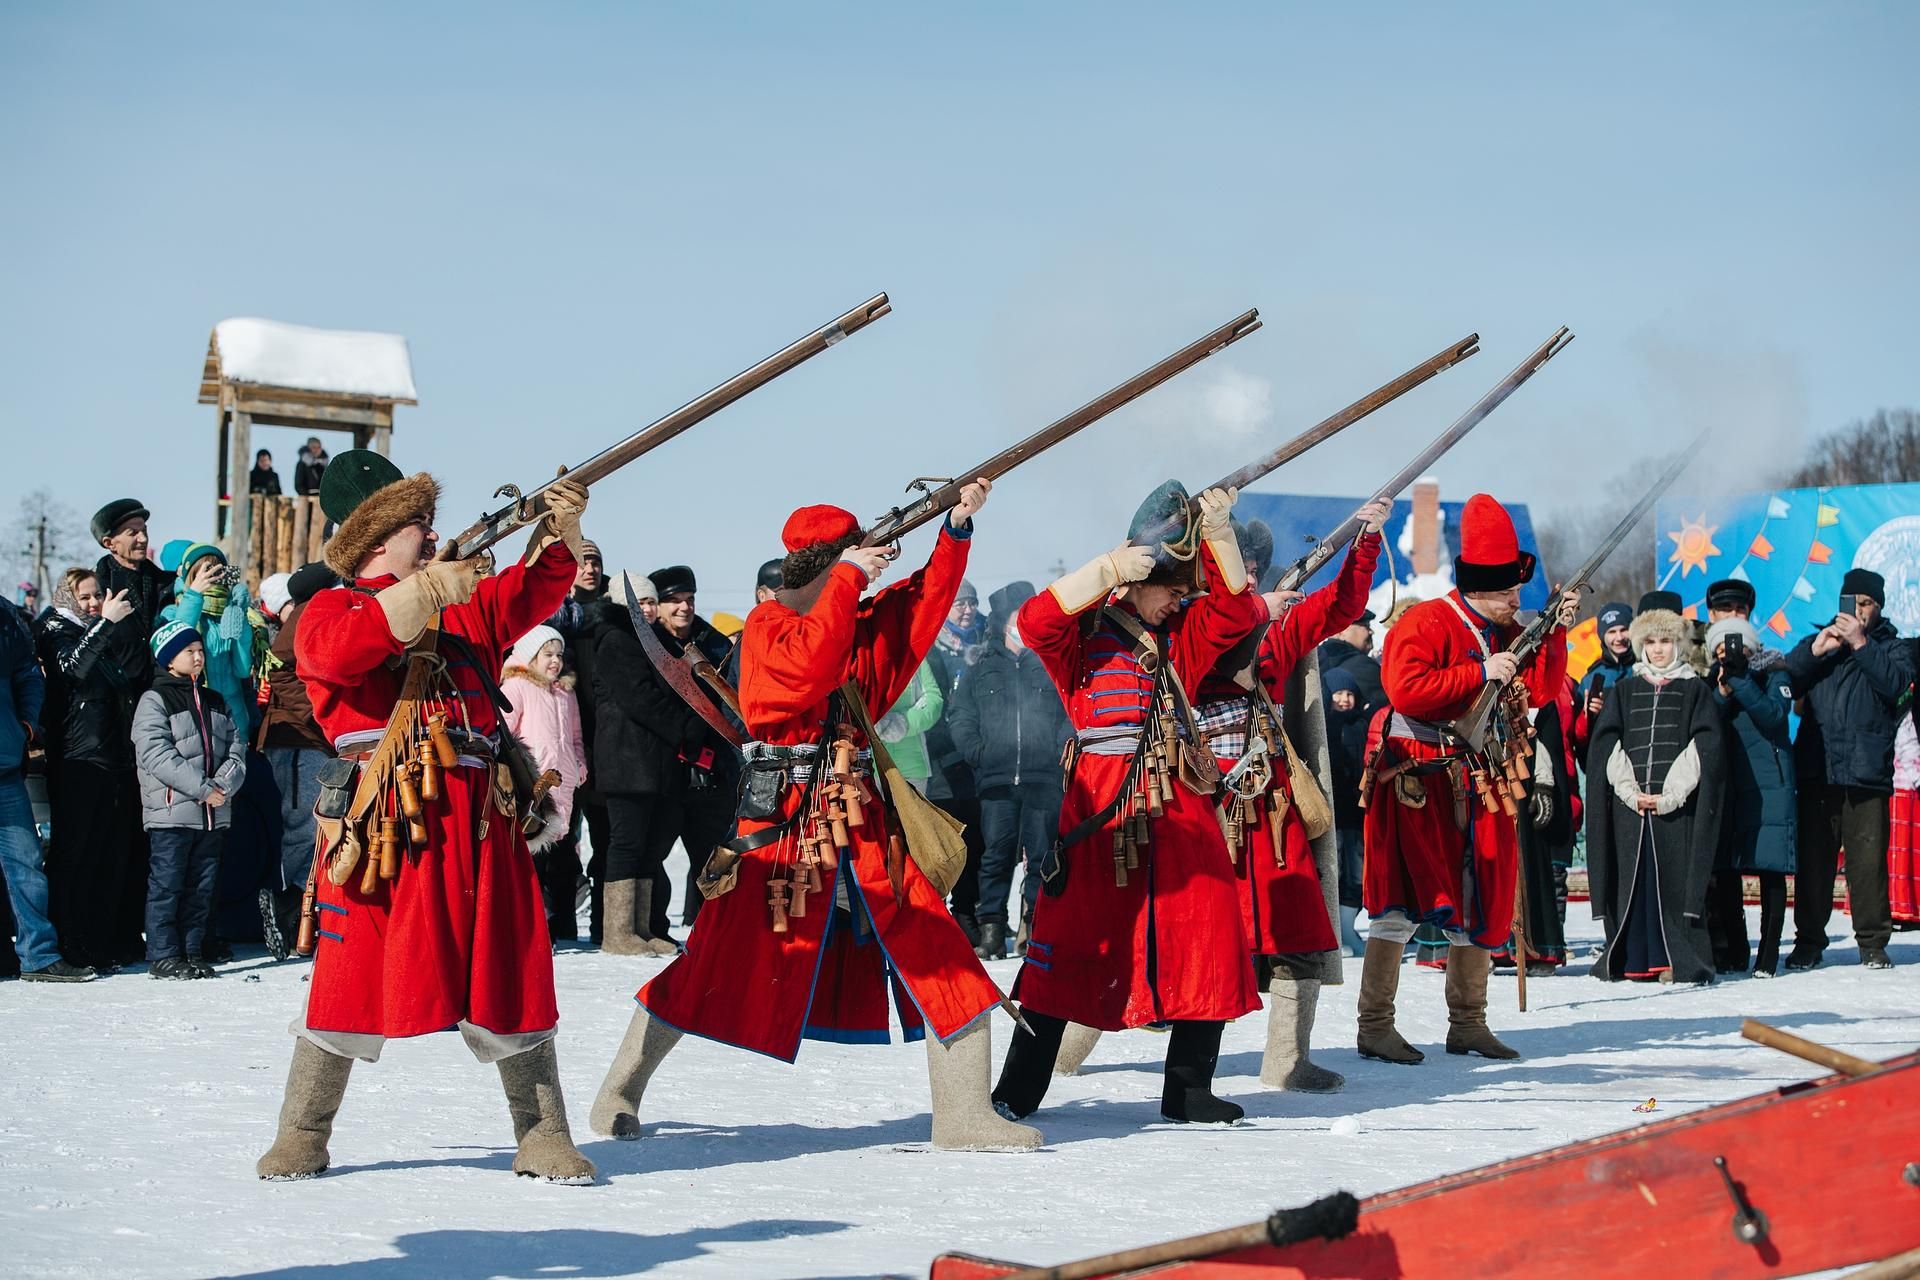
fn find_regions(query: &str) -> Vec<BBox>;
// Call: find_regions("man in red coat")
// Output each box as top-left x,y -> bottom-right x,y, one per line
1359,493 -> 1578,1065
992,481 -> 1267,1126
257,450 -> 596,1184
589,479 -> 1042,1152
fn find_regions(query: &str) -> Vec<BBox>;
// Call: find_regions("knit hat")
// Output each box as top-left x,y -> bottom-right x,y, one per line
508,623 -> 563,670
1841,567 -> 1886,607
650,565 -> 697,598
1628,609 -> 1688,658
1705,615 -> 1760,658
710,611 -> 745,638
90,498 -> 149,544
577,539 -> 603,563
1706,578 -> 1755,613
1638,590 -> 1684,616
781,505 -> 860,552
151,620 -> 201,670
287,561 -> 339,605
259,573 -> 294,617
319,449 -> 441,577
1454,494 -> 1536,592
955,579 -> 980,605
1597,601 -> 1633,633
623,573 -> 657,603
1323,667 -> 1362,698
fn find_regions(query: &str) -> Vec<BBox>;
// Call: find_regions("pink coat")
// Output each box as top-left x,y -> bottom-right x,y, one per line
500,666 -> 588,846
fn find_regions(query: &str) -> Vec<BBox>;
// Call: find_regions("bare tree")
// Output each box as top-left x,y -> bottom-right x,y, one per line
1779,409 -> 1919,488
1534,457 -> 1671,620
6,489 -> 91,603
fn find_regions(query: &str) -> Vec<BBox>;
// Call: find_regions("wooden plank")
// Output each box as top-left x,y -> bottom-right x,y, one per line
306,497 -> 326,564
289,498 -> 310,574
233,395 -> 391,429
248,495 -> 267,582
276,499 -> 295,578
228,412 -> 254,571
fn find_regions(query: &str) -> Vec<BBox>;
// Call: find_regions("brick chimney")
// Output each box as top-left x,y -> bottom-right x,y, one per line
1410,478 -> 1441,576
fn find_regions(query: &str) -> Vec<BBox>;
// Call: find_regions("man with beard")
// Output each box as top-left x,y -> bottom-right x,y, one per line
587,563 -> 740,949
257,450 -> 594,1183
590,480 -> 1039,1152
1358,494 -> 1579,1065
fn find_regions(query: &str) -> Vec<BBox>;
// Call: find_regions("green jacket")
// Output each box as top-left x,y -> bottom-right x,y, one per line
878,661 -> 943,783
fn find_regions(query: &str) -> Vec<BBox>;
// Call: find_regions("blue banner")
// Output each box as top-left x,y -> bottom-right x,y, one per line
1653,482 -> 1920,640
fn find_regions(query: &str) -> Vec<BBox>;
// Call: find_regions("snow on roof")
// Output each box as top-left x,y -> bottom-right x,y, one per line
212,318 -> 417,401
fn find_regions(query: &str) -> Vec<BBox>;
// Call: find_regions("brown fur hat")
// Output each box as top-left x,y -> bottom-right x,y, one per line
1628,608 -> 1688,657
322,472 -> 441,577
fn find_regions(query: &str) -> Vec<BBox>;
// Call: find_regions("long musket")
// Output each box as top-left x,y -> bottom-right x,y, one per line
1452,431 -> 1709,753
441,293 -> 894,561
858,308 -> 1263,547
1272,327 -> 1575,593
1132,334 -> 1482,550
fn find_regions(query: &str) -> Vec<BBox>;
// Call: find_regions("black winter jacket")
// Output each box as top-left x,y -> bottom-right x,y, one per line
587,599 -> 740,796
34,610 -> 137,769
946,640 -> 1071,793
1787,618 -> 1914,793
1316,636 -> 1384,712
921,640 -> 977,802
91,554 -> 173,692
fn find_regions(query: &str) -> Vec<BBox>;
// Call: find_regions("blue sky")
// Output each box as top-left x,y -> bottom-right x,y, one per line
3,3 -> 1914,614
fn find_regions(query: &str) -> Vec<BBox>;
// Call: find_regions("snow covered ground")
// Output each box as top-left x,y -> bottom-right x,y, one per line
3,896 -> 1914,1280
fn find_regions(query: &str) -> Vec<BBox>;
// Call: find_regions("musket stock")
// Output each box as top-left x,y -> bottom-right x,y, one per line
1273,327 -> 1575,593
442,293 -> 894,561
860,308 -> 1263,547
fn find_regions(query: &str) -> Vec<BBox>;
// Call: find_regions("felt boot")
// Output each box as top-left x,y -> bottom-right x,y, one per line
1260,977 -> 1344,1092
497,1040 -> 596,1183
1160,1020 -> 1242,1124
1357,937 -> 1424,1064
991,1010 -> 1066,1120
632,880 -> 681,956
589,1005 -> 684,1139
1051,1021 -> 1105,1076
1444,945 -> 1519,1059
928,1019 -> 1043,1150
257,1038 -> 354,1180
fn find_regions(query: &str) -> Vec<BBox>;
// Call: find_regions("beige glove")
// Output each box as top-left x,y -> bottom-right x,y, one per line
376,557 -> 485,643
1195,486 -> 1248,594
524,472 -> 591,566
1049,543 -> 1157,613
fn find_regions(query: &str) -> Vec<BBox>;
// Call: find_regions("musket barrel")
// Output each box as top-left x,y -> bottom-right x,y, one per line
443,293 -> 893,560
1274,326 -> 1575,592
861,307 -> 1263,546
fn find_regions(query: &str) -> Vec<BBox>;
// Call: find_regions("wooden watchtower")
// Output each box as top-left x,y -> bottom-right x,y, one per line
199,318 -> 417,587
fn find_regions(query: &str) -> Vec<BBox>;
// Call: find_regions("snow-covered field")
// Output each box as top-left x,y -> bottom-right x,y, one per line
3,898 -> 1914,1280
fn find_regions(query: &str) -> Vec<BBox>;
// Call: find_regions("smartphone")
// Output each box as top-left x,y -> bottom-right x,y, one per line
1724,634 -> 1745,660
1838,593 -> 1857,618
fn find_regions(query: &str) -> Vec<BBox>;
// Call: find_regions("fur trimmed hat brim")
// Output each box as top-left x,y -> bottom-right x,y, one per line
322,472 -> 441,577
1629,608 -> 1689,656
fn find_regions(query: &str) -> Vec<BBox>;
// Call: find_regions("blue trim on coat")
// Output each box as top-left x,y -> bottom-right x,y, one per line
317,929 -> 345,943
317,901 -> 347,916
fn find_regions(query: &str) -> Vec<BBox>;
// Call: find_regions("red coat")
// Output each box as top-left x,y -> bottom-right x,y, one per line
1013,548 -> 1268,1031
1362,590 -> 1566,949
637,525 -> 1000,1061
295,547 -> 575,1039
1204,533 -> 1379,958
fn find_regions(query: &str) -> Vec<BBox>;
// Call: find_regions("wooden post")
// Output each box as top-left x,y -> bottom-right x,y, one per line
249,495 -> 267,583
275,498 -> 295,579
289,497 -> 310,573
227,409 -> 254,569
306,496 -> 326,564
369,423 -> 392,457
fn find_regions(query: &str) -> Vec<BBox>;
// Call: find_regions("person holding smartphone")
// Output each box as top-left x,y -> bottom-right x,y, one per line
1784,568 -> 1914,971
1703,578 -> 1796,976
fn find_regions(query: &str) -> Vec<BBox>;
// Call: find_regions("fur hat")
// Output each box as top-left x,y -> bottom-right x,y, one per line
1629,608 -> 1688,657
1454,494 -> 1536,593
90,498 -> 149,544
1232,517 -> 1274,581
508,624 -> 563,670
1638,589 -> 1683,616
650,565 -> 697,598
320,449 -> 441,577
1129,480 -> 1202,591
1705,615 -> 1761,657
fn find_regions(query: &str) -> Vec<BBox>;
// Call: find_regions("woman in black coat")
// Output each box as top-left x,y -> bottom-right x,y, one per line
1586,608 -> 1725,985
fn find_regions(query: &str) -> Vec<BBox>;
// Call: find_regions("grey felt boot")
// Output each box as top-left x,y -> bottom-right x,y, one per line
589,1005 -> 684,1139
497,1040 -> 597,1183
1051,1021 -> 1105,1076
1260,977 -> 1345,1092
257,1038 -> 355,1180
602,880 -> 673,957
927,1020 -> 1043,1151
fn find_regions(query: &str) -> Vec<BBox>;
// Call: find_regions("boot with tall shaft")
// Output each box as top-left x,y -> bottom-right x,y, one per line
1357,937 -> 1425,1064
590,1005 -> 684,1138
1445,944 -> 1519,1059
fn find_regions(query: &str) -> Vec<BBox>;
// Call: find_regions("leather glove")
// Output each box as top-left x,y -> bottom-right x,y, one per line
1195,486 -> 1237,536
1040,846 -> 1069,897
376,557 -> 485,643
525,471 -> 590,565
1530,787 -> 1555,830
1049,543 -> 1157,613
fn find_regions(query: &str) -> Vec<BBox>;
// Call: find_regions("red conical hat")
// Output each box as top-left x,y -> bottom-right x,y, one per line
1454,493 -> 1536,592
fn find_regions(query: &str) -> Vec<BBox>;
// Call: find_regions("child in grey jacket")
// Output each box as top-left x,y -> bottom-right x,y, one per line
133,621 -> 246,978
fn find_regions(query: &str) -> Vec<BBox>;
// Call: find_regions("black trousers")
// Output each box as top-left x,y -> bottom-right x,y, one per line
937,792 -> 985,922
1795,783 -> 1893,952
604,789 -> 733,933
534,834 -> 582,941
46,760 -> 142,966
577,797 -> 609,943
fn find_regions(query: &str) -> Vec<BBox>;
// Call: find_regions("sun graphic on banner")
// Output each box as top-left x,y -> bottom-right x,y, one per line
1667,514 -> 1721,577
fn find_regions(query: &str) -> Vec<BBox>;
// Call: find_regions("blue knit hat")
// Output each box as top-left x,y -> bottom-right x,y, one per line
151,620 -> 201,670
1597,601 -> 1633,633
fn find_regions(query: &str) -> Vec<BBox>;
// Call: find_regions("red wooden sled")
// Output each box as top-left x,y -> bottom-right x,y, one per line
931,1025 -> 1919,1280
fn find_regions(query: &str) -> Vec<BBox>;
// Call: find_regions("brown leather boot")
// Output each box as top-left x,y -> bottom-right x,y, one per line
1357,938 -> 1424,1064
257,1038 -> 355,1179
1445,945 -> 1519,1059
498,1040 -> 597,1183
